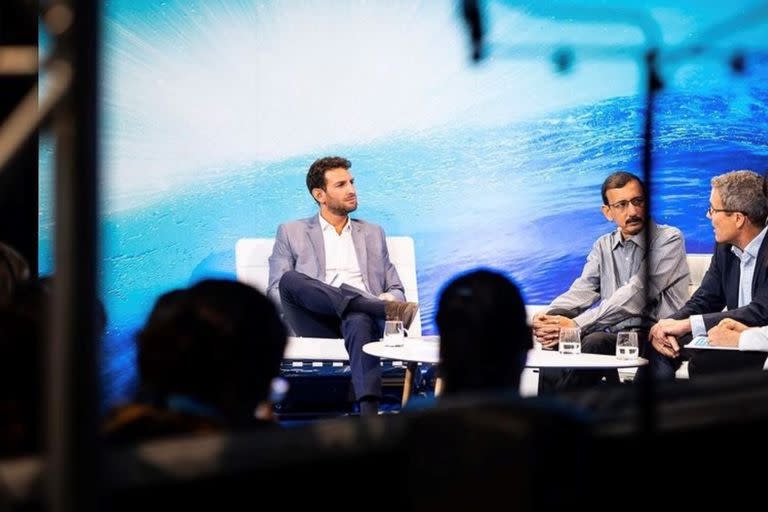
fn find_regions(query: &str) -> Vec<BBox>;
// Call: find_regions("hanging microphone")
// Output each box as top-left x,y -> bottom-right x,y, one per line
462,0 -> 485,62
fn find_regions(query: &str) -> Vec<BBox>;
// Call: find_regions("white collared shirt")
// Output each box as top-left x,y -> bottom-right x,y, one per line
732,226 -> 767,307
318,214 -> 368,292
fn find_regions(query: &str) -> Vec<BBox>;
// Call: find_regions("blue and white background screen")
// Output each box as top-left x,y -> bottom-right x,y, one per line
39,0 -> 768,404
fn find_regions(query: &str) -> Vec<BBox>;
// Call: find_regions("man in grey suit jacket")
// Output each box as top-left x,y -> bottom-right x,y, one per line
268,156 -> 418,416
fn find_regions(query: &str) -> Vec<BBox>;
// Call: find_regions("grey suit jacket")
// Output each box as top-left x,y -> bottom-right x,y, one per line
267,215 -> 406,306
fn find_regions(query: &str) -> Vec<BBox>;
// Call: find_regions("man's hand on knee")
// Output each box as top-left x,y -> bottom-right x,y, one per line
649,329 -> 680,358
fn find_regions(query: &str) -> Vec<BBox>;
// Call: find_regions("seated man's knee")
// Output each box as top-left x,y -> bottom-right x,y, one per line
278,270 -> 303,296
649,350 -> 677,380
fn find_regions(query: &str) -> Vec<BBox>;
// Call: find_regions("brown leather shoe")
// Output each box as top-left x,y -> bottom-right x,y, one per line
384,301 -> 419,330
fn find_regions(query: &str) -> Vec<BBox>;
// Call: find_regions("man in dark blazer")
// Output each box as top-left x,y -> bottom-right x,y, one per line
268,156 -> 418,416
649,170 -> 768,379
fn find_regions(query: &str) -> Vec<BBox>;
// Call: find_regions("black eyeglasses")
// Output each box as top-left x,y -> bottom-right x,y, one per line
707,206 -> 741,216
608,197 -> 645,211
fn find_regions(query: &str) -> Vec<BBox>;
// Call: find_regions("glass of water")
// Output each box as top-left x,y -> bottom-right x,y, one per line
616,331 -> 639,360
382,320 -> 405,347
558,327 -> 581,354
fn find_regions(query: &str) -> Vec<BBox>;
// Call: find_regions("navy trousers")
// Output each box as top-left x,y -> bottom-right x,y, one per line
278,270 -> 386,400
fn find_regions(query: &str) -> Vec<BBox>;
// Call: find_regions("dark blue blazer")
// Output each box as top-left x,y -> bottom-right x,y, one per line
671,235 -> 768,330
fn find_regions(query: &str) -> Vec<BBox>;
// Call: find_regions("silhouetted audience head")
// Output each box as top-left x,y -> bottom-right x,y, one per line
0,279 -> 50,458
0,274 -> 110,456
0,242 -> 30,306
436,268 -> 531,396
134,279 -> 287,430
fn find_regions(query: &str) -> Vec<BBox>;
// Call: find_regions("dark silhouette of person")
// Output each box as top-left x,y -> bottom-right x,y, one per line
104,279 -> 287,442
436,268 -> 532,397
0,241 -> 30,306
0,279 -> 49,458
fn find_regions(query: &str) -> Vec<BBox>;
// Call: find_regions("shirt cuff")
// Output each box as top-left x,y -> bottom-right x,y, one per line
739,328 -> 768,352
689,315 -> 707,337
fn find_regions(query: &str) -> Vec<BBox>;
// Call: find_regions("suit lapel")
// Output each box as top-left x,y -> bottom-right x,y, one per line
306,216 -> 326,277
350,220 -> 370,290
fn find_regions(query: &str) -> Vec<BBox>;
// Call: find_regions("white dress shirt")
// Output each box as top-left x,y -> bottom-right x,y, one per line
319,214 -> 369,293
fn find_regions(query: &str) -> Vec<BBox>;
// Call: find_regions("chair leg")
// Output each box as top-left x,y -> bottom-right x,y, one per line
402,362 -> 417,407
434,376 -> 444,397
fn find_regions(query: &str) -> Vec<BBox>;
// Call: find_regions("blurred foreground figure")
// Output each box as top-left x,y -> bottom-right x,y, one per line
437,268 -> 531,396
0,280 -> 49,457
0,242 -> 30,305
104,279 -> 287,442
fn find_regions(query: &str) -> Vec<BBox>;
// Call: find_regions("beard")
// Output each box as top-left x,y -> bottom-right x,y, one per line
326,197 -> 358,216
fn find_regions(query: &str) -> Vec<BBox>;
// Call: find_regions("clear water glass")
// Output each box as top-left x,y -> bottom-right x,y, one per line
558,327 -> 581,354
616,331 -> 639,360
382,320 -> 405,347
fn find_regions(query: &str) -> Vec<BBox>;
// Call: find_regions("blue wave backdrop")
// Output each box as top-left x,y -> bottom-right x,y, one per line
38,0 -> 768,405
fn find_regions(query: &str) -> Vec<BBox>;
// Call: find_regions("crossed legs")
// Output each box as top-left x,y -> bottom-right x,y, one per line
278,270 -> 387,406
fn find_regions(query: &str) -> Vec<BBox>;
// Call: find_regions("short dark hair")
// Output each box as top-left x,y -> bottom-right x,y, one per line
436,269 -> 531,396
306,156 -> 351,203
138,280 -> 287,424
601,172 -> 645,205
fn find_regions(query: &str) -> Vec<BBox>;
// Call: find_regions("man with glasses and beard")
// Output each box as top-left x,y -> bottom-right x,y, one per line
268,156 -> 418,416
535,172 -> 689,392
648,170 -> 768,380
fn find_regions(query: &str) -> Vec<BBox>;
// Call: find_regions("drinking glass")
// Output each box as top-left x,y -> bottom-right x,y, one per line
616,331 -> 639,360
382,320 -> 405,347
558,327 -> 581,355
